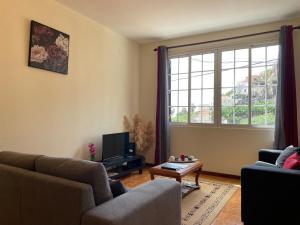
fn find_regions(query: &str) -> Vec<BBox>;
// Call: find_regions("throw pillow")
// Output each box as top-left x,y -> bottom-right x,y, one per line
275,145 -> 300,167
283,152 -> 300,170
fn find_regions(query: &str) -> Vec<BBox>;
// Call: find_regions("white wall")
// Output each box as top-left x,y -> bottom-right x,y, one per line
0,0 -> 140,160
140,18 -> 300,175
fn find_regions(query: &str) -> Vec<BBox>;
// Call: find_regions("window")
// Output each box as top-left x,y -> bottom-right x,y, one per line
221,49 -> 249,124
169,43 -> 279,127
190,53 -> 215,123
251,46 -> 278,125
170,57 -> 189,123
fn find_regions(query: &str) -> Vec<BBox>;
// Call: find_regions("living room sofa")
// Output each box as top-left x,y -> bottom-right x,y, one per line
0,151 -> 181,225
241,149 -> 300,225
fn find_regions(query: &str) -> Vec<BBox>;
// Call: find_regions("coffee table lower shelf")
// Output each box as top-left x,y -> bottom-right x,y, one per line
181,182 -> 200,198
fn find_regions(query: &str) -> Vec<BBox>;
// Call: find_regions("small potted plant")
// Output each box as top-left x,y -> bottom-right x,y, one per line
88,143 -> 96,161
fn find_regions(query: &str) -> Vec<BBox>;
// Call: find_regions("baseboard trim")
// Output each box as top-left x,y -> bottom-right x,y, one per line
201,170 -> 240,179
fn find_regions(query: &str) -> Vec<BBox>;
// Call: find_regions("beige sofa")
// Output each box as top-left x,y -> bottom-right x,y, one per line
0,151 -> 181,225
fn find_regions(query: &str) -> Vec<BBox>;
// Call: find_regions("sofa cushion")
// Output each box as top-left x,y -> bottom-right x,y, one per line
283,153 -> 300,170
275,146 -> 300,167
0,151 -> 41,170
35,156 -> 112,205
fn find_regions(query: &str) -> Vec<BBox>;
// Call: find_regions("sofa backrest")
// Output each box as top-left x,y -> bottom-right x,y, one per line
0,163 -> 95,225
0,151 -> 41,170
35,156 -> 113,205
0,151 -> 113,206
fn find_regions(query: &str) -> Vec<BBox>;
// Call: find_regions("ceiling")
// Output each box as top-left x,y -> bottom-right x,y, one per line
56,0 -> 300,43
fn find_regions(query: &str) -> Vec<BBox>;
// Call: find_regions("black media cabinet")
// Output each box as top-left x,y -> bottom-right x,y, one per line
100,155 -> 145,179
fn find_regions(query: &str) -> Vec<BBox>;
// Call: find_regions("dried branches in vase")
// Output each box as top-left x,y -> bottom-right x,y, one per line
123,115 -> 154,153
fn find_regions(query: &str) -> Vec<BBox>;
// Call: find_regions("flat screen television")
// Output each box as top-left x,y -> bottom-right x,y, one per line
102,132 -> 129,161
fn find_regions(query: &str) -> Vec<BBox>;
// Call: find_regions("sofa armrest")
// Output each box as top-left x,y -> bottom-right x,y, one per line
241,165 -> 300,224
82,179 -> 181,225
258,149 -> 282,164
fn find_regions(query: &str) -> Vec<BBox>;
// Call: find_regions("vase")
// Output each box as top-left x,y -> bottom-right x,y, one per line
90,155 -> 95,161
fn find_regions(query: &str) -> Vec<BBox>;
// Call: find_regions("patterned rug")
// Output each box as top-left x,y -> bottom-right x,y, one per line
181,179 -> 239,225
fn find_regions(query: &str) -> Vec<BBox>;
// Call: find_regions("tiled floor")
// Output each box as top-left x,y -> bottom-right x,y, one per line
121,169 -> 243,225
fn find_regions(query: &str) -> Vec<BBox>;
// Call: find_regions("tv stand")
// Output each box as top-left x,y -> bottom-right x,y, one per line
100,155 -> 145,179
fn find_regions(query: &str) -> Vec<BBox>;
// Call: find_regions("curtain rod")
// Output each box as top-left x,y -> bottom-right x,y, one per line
153,25 -> 300,51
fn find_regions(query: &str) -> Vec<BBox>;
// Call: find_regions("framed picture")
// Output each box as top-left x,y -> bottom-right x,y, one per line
28,20 -> 69,75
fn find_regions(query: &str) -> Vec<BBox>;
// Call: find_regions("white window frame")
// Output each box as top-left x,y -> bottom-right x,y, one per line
168,39 -> 279,129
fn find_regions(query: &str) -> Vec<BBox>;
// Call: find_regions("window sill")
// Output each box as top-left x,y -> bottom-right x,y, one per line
170,123 -> 275,131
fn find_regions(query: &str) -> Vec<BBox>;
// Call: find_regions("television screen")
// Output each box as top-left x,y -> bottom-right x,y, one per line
102,132 -> 129,161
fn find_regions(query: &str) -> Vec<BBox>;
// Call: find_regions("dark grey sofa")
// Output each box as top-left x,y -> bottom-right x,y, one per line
0,151 -> 181,225
241,149 -> 300,225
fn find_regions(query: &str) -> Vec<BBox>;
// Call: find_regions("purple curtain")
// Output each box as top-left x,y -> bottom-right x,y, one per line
155,46 -> 170,164
274,25 -> 298,149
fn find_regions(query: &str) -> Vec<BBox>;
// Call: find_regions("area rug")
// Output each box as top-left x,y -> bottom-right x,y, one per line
181,179 -> 239,225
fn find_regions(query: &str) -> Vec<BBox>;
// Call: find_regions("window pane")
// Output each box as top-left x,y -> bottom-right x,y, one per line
171,91 -> 178,106
252,67 -> 266,86
235,68 -> 248,87
170,107 -> 178,122
266,65 -> 278,86
267,105 -> 276,125
234,105 -> 249,125
222,107 -> 234,124
252,87 -> 265,105
202,89 -> 214,106
235,49 -> 249,68
267,45 -> 279,65
252,105 -> 266,125
266,85 -> 276,105
178,74 -> 188,90
203,53 -> 214,71
179,57 -> 189,73
171,75 -> 178,90
222,69 -> 234,87
191,107 -> 214,123
202,107 -> 214,123
170,58 -> 178,75
191,55 -> 202,72
252,47 -> 266,67
178,90 -> 188,106
177,107 -> 188,123
191,72 -> 202,89
235,87 -> 248,105
190,106 -> 201,123
191,90 -> 202,106
222,51 -> 234,69
222,88 -> 234,106
203,73 -> 214,88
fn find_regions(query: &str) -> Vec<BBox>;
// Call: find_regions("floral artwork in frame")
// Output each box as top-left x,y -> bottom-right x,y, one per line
28,20 -> 70,75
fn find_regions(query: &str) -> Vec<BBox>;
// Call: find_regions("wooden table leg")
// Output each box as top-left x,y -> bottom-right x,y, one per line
195,168 -> 202,189
176,177 -> 182,183
150,173 -> 155,180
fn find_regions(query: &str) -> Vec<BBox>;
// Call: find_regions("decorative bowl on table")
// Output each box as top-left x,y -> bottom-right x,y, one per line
168,155 -> 198,163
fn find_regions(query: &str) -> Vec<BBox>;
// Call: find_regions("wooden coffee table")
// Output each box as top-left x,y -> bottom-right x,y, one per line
149,161 -> 203,189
